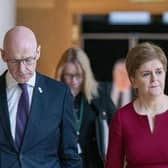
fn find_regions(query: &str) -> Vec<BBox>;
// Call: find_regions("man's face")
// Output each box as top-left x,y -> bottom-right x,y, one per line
113,62 -> 131,90
2,44 -> 40,83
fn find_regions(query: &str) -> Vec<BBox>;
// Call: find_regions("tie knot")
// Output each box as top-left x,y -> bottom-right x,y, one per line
18,83 -> 27,91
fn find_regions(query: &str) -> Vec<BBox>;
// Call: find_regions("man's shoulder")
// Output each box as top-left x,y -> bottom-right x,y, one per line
0,71 -> 7,83
36,72 -> 68,90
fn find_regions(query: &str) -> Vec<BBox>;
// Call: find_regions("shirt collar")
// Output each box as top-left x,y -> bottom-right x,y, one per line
6,71 -> 36,89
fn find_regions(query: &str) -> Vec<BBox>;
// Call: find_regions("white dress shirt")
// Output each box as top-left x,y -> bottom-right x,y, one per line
6,71 -> 36,140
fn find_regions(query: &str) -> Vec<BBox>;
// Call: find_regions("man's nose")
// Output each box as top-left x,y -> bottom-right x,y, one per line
18,61 -> 26,71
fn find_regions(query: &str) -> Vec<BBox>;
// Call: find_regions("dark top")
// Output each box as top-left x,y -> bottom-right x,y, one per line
0,71 -> 81,168
74,82 -> 116,168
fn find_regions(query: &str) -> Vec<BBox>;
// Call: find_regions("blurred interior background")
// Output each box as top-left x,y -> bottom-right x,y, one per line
1,0 -> 168,92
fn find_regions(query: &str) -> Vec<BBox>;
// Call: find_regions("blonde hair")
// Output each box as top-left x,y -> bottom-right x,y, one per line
56,48 -> 98,103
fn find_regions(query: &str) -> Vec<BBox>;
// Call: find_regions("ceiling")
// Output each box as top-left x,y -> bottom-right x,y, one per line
17,0 -> 168,14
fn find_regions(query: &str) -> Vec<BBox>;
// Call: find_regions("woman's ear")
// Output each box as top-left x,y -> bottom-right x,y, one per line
130,76 -> 137,89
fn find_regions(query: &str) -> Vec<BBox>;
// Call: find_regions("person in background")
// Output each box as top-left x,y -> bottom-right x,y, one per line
111,58 -> 134,109
56,47 -> 116,168
105,42 -> 168,168
0,26 -> 81,168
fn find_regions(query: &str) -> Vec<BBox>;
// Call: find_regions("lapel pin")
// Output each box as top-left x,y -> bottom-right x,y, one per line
38,87 -> 43,93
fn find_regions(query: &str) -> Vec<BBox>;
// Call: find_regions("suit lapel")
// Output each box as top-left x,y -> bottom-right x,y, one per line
21,73 -> 47,151
0,74 -> 16,149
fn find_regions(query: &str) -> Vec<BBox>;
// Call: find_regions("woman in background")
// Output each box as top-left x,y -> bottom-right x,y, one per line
105,42 -> 168,168
56,48 -> 116,168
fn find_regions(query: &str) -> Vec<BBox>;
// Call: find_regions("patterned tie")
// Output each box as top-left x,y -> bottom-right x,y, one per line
15,83 -> 29,149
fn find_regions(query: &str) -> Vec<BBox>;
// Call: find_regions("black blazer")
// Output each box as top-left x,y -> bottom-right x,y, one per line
78,82 -> 116,168
0,72 -> 81,168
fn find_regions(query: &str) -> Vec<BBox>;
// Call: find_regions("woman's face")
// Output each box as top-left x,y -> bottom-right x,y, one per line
62,62 -> 83,96
131,59 -> 166,98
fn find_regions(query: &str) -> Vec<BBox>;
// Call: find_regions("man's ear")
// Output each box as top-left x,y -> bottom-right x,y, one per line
36,45 -> 41,60
0,49 -> 6,62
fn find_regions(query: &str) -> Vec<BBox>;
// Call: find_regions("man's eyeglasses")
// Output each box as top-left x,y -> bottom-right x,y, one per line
6,56 -> 36,66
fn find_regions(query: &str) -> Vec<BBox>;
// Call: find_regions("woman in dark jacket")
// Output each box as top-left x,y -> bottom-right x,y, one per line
56,48 -> 116,168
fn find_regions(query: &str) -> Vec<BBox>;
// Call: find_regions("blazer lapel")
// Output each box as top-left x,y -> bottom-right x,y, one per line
0,74 -> 16,149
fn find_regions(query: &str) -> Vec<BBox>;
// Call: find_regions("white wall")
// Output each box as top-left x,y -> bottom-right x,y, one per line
0,0 -> 16,74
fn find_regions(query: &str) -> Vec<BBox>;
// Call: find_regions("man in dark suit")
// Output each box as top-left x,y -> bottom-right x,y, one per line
0,26 -> 81,168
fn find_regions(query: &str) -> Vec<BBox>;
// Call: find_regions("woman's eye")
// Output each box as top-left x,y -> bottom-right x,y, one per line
143,72 -> 150,77
156,70 -> 162,74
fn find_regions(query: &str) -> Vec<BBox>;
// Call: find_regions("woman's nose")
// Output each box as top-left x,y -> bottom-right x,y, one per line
151,72 -> 157,81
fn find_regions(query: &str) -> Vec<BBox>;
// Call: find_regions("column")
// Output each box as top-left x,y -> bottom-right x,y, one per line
0,0 -> 16,74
